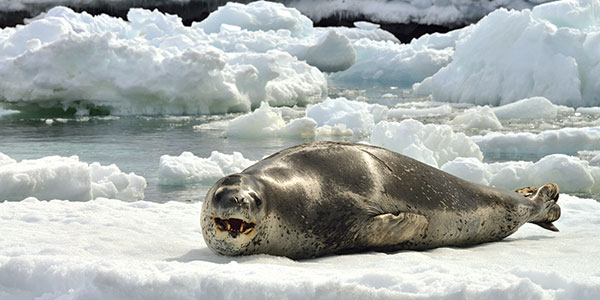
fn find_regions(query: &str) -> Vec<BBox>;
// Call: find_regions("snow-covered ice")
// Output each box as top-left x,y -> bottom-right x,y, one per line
158,151 -> 256,185
442,154 -> 600,194
225,101 -> 317,139
450,106 -> 503,130
492,97 -> 559,120
473,127 -> 600,156
306,97 -> 388,137
0,0 -> 555,28
2,1 -> 600,298
413,0 -> 600,107
0,194 -> 598,299
0,153 -> 146,201
0,2 -> 339,114
370,119 -> 483,168
387,104 -> 453,119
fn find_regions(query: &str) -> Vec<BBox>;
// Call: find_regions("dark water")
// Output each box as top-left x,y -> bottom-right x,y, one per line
0,112 -> 307,203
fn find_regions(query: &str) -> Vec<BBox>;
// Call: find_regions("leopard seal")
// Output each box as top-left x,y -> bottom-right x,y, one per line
201,141 -> 561,259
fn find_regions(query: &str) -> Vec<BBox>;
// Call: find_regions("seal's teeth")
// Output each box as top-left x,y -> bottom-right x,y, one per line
240,223 -> 245,232
226,222 -> 231,231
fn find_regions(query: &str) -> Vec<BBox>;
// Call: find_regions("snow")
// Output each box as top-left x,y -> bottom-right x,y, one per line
0,153 -> 146,201
158,151 -> 256,185
473,127 -> 600,156
370,119 -> 483,168
0,194 -> 599,299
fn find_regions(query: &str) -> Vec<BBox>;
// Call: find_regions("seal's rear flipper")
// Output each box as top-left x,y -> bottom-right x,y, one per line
363,212 -> 428,247
527,183 -> 561,232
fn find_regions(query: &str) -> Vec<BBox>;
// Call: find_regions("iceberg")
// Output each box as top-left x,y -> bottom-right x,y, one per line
413,0 -> 600,107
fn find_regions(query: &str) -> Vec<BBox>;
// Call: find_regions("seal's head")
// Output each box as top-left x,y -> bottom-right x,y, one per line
201,174 -> 267,256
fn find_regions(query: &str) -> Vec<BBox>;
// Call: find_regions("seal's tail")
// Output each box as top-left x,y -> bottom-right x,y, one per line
516,183 -> 561,232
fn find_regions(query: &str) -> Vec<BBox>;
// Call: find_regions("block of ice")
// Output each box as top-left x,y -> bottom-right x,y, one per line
0,4 -> 328,115
442,154 -> 600,194
387,104 -> 453,119
450,106 -> 502,130
413,0 -> 600,107
315,124 -> 354,137
370,119 -> 483,168
473,127 -> 600,156
576,107 -> 600,115
196,1 -> 314,37
292,30 -> 357,73
158,151 -> 256,185
0,153 -> 146,201
328,38 -> 453,85
306,97 -> 388,137
225,101 -> 317,139
492,97 -> 558,120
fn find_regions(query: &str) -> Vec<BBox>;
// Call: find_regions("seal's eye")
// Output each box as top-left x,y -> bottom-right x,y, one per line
250,192 -> 262,207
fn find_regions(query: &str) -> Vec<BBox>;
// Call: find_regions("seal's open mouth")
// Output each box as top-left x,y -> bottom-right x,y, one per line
214,217 -> 255,235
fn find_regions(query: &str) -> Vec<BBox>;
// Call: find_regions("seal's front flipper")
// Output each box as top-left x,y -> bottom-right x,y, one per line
363,212 -> 428,247
528,183 -> 561,232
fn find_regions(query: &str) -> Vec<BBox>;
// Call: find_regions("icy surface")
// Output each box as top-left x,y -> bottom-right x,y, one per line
0,153 -> 146,201
158,151 -> 256,185
0,195 -> 598,299
414,0 -> 600,107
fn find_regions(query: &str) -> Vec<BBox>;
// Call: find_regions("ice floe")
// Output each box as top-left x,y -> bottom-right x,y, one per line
370,119 -> 483,168
442,154 -> 600,194
387,104 -> 453,119
0,2 -> 339,115
450,106 -> 502,130
492,97 -> 558,120
0,194 -> 598,299
473,127 -> 600,156
158,151 -> 255,185
225,101 -> 317,139
0,153 -> 146,201
306,97 -> 388,137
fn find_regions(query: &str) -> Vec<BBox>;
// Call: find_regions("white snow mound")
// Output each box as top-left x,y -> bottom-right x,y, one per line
158,151 -> 256,185
370,119 -> 483,168
0,153 -> 146,201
